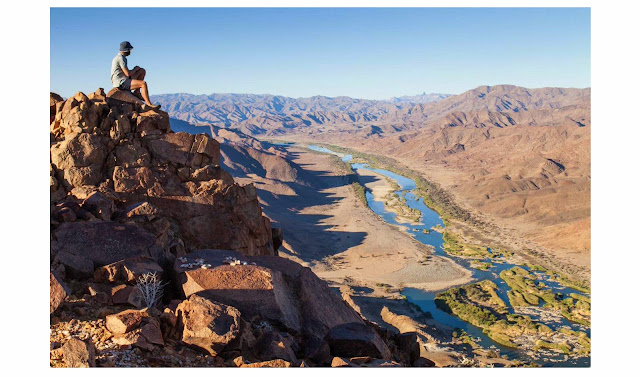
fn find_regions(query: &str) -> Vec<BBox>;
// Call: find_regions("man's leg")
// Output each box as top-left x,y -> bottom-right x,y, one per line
129,67 -> 146,98
130,67 -> 146,80
130,79 -> 155,106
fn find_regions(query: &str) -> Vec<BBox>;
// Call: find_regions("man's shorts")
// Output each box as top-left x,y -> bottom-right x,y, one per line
118,78 -> 132,91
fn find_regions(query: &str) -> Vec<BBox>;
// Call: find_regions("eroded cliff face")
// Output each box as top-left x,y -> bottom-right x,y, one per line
50,89 -> 276,268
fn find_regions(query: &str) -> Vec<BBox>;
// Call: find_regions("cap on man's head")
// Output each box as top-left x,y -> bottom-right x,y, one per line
119,41 -> 134,52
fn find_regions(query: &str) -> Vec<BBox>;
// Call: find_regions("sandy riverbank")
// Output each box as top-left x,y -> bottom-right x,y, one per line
236,146 -> 472,293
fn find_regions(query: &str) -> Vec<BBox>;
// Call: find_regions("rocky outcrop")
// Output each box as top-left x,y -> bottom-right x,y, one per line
173,249 -> 365,338
48,89 -> 421,368
50,88 -> 275,262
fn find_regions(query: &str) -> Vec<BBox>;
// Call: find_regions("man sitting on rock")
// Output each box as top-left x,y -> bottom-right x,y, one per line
111,41 -> 160,109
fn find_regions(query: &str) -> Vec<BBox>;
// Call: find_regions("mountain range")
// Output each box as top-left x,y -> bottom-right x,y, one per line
154,84 -> 591,280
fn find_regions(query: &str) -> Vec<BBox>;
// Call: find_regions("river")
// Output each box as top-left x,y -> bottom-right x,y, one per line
304,144 -> 590,367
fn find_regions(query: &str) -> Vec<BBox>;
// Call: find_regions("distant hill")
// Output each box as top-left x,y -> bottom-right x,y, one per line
153,85 -> 589,136
390,92 -> 452,104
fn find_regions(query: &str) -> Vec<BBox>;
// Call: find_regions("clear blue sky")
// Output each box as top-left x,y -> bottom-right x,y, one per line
50,8 -> 590,99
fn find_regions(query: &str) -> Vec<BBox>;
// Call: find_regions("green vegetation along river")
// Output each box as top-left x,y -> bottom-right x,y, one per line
305,144 -> 590,367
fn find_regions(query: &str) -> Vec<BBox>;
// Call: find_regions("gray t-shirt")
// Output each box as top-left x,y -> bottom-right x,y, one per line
111,53 -> 129,88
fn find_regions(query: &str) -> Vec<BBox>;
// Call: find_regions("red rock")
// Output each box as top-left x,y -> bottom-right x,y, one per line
50,132 -> 107,171
327,322 -> 392,360
61,338 -> 96,367
94,256 -> 163,284
81,191 -> 115,220
123,201 -> 160,220
106,87 -> 145,105
349,356 -> 372,365
331,357 -> 355,367
140,321 -> 165,346
136,109 -> 170,134
51,221 -> 169,269
50,271 -> 70,314
241,359 -> 291,368
176,295 -> 244,356
106,309 -> 145,334
255,331 -> 298,364
110,284 -> 143,308
175,249 -> 367,340
192,134 -> 221,165
114,139 -> 150,168
233,356 -> 247,367
50,92 -> 64,124
55,92 -> 107,135
112,166 -> 157,194
146,133 -> 195,165
62,165 -> 103,190
174,250 -> 300,332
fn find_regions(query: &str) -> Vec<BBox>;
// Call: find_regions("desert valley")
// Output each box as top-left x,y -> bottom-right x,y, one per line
49,83 -> 590,368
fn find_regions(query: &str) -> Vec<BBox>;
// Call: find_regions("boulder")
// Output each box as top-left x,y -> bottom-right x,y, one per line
111,284 -> 143,307
114,139 -> 151,168
56,92 -> 107,135
50,132 -> 107,171
331,357 -> 355,367
111,317 -> 164,350
94,256 -> 163,284
136,109 -> 170,134
50,271 -> 70,314
255,331 -> 299,364
176,295 -> 244,356
50,92 -> 64,124
106,309 -> 144,334
145,132 -> 219,168
52,221 -> 171,274
146,132 -> 195,165
112,166 -> 158,195
106,87 -> 145,105
327,322 -> 392,360
81,191 -> 115,221
192,134 -> 221,165
60,338 -> 95,367
122,201 -> 161,220
62,165 -> 103,189
174,250 -> 300,332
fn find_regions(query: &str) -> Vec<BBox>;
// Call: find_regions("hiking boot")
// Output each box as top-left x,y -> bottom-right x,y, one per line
143,103 -> 161,110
